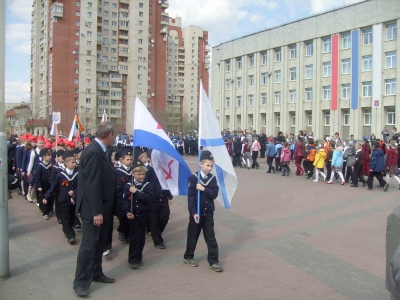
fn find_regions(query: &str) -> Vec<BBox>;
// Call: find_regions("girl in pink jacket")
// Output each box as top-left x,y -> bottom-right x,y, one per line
281,142 -> 291,176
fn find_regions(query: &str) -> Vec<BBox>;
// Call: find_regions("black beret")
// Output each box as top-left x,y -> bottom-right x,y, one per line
132,159 -> 144,167
200,150 -> 214,161
115,150 -> 123,161
39,149 -> 50,157
62,151 -> 75,161
56,150 -> 65,157
122,149 -> 133,157
72,148 -> 82,155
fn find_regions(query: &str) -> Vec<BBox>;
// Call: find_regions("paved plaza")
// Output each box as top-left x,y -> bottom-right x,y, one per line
0,158 -> 396,299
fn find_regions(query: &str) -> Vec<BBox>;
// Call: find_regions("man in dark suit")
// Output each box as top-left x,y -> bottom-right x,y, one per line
73,122 -> 117,297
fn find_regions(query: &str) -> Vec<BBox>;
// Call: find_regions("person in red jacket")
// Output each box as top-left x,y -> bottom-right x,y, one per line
386,140 -> 400,189
361,138 -> 371,177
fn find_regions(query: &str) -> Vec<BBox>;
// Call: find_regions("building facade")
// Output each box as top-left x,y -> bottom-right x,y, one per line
211,0 -> 399,140
30,0 -> 209,135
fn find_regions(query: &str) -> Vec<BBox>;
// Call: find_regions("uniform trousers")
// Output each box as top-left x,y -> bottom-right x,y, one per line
74,217 -> 112,290
184,215 -> 219,265
367,171 -> 387,189
60,205 -> 76,240
128,214 -> 148,264
38,183 -> 50,215
351,164 -> 366,186
266,156 -> 275,172
149,201 -> 170,246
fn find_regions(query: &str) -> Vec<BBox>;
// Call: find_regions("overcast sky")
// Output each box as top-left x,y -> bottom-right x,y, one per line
5,0 -> 362,103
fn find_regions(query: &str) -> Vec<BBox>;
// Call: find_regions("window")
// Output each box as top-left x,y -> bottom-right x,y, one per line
261,93 -> 267,105
305,65 -> 313,79
86,79 -> 91,85
364,110 -> 371,125
87,31 -> 92,37
362,81 -> 372,97
76,10 -> 80,16
74,98 -> 78,103
363,28 -> 372,45
237,57 -> 242,70
75,40 -> 79,45
387,109 -> 396,125
304,41 -> 313,57
262,52 -> 267,65
324,112 -> 330,126
261,73 -> 267,85
237,96 -> 242,107
276,114 -> 281,127
291,114 -> 296,127
323,62 -> 331,77
74,78 -> 78,84
290,45 -> 297,59
386,79 -> 396,95
342,33 -> 351,49
87,41 -> 92,46
87,12 -> 92,18
139,21 -> 143,26
275,48 -> 281,62
342,84 -> 350,99
226,79 -> 231,90
307,113 -> 312,126
248,94 -> 254,106
386,23 -> 397,41
275,70 -> 281,83
138,39 -> 143,44
363,55 -> 372,71
226,97 -> 230,108
323,37 -> 331,53
249,75 -> 254,87
305,88 -> 312,102
86,60 -> 91,65
74,107 -> 78,113
249,55 -> 254,68
86,98 -> 91,104
289,67 -> 296,81
139,3 -> 144,8
86,88 -> 91,94
386,51 -> 396,68
342,59 -> 351,74
274,91 -> 281,104
343,111 -> 350,125
226,60 -> 231,72
237,77 -> 242,89
139,12 -> 143,17
323,86 -> 331,100
289,90 -> 296,103
74,88 -> 79,93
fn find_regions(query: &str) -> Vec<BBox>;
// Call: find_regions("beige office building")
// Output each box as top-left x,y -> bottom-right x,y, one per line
211,0 -> 399,140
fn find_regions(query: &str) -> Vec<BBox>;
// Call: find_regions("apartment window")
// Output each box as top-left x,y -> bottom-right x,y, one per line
76,1 -> 80,6
237,96 -> 242,107
245,75 -> 253,87
323,86 -> 331,100
75,30 -> 80,35
139,12 -> 143,17
138,47 -> 143,53
289,67 -> 296,81
289,90 -> 296,103
237,57 -> 242,70
275,91 -> 281,104
305,64 -> 313,79
112,21 -> 117,26
226,60 -> 231,72
364,110 -> 371,125
386,23 -> 397,41
290,45 -> 297,59
87,41 -> 92,46
323,62 -> 331,77
276,114 -> 281,127
237,77 -> 242,89
249,55 -> 254,68
74,98 -> 78,103
139,21 -> 143,26
262,52 -> 267,65
342,83 -> 350,99
275,48 -> 281,62
305,88 -> 312,102
74,88 -> 79,93
138,30 -> 143,35
74,107 -> 78,113
291,114 -> 296,127
248,94 -> 254,106
86,98 -> 91,104
226,97 -> 230,108
226,79 -> 231,90
387,109 -> 396,125
112,12 -> 117,18
343,111 -> 350,125
386,51 -> 396,68
137,83 -> 142,88
76,11 -> 80,16
139,3 -> 144,8
75,40 -> 79,45
261,93 -> 267,105
138,39 -> 143,44
261,73 -> 267,85
87,31 -> 92,37
386,79 -> 396,95
342,33 -> 351,49
86,79 -> 91,85
363,28 -> 372,45
275,70 -> 281,83
342,59 -> 351,74
74,78 -> 78,84
86,60 -> 91,65
306,41 -> 313,56
363,55 -> 372,71
323,37 -> 331,53
103,29 -> 108,35
305,113 -> 311,126
362,81 -> 372,97
87,12 -> 92,18
76,21 -> 80,26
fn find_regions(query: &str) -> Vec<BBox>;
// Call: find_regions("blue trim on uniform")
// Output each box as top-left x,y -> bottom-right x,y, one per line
200,138 -> 225,147
134,129 -> 191,195
351,29 -> 359,110
215,164 -> 231,209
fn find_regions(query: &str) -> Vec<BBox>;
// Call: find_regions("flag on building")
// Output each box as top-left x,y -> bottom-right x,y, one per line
68,115 -> 85,141
199,82 -> 237,209
101,110 -> 108,122
133,98 -> 191,196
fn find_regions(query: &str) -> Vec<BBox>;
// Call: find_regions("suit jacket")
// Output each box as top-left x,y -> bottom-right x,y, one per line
76,139 -> 117,220
386,205 -> 400,292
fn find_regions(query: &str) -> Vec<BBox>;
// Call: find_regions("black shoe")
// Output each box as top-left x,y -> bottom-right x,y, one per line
118,233 -> 125,242
350,184 -> 358,187
74,287 -> 89,297
155,244 -> 166,249
366,187 -> 372,190
266,171 -> 271,173
74,224 -> 81,229
93,275 -> 115,283
138,260 -> 143,266
282,173 -> 286,176
129,263 -> 139,269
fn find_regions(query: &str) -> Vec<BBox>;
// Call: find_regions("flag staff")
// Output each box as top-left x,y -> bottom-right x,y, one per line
196,81 -> 204,223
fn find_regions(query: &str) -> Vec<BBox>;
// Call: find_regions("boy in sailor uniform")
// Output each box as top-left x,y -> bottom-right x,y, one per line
36,149 -> 53,220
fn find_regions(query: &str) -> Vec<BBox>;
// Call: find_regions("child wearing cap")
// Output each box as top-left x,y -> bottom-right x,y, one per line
44,151 -> 79,244
183,150 -> 223,272
36,149 -> 53,220
50,150 -> 65,223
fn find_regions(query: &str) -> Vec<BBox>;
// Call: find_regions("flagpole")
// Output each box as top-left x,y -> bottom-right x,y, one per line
197,81 -> 204,223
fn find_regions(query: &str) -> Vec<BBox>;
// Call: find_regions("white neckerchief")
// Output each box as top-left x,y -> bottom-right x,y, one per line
134,179 -> 143,185
66,168 -> 74,176
200,170 -> 208,180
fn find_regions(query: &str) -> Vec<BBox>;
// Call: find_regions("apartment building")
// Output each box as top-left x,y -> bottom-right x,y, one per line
30,0 -> 209,135
211,0 -> 400,140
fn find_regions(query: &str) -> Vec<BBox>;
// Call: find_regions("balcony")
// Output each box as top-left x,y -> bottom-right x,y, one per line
97,34 -> 103,44
119,0 -> 129,4
205,63 -> 210,70
161,0 -> 169,8
50,3 -> 63,18
119,34 -> 128,40
160,26 -> 168,34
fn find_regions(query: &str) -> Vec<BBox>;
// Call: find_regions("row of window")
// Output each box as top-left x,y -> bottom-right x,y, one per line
226,79 -> 396,107
225,23 -> 397,70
